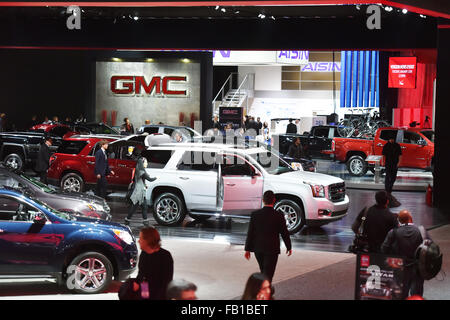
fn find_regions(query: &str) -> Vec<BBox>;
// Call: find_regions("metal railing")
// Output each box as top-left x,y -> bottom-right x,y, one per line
212,73 -> 254,116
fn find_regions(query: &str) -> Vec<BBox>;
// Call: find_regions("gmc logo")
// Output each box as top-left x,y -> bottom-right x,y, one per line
110,75 -> 187,96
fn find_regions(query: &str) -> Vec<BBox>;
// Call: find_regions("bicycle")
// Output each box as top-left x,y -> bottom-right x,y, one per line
337,108 -> 390,138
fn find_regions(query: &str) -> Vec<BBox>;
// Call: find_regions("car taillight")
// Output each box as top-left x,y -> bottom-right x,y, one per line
331,140 -> 335,151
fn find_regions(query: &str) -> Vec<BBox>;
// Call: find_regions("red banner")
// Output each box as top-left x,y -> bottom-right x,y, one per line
388,57 -> 417,88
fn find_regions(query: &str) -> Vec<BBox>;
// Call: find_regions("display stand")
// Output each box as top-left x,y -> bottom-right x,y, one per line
366,155 -> 383,183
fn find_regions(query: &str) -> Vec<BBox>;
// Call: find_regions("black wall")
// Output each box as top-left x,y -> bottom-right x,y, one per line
0,50 -> 213,131
433,27 -> 450,208
0,50 -> 91,130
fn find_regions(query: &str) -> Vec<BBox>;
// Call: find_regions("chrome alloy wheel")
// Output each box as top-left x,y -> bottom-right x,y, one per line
5,156 -> 20,170
276,204 -> 300,231
156,198 -> 180,223
74,258 -> 108,291
63,177 -> 81,192
350,158 -> 364,175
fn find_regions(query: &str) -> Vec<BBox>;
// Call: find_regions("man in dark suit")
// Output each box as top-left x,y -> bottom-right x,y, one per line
382,137 -> 402,207
244,191 -> 292,282
352,190 -> 398,253
95,140 -> 114,199
286,119 -> 298,134
35,137 -> 52,184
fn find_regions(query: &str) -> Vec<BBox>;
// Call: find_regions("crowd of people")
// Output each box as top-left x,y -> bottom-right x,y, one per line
351,190 -> 430,299
118,190 -> 291,301
27,111 -> 434,300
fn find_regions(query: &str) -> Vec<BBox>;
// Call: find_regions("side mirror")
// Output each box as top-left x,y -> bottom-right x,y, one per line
418,139 -> 427,146
33,212 -> 47,224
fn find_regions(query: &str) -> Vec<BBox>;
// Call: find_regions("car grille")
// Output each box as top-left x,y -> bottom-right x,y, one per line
329,182 -> 346,203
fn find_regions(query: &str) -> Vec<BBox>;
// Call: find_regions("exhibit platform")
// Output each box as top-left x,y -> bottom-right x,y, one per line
315,160 -> 432,191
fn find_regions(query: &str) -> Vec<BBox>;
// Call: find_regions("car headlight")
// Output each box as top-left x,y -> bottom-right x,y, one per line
113,229 -> 134,245
304,182 -> 326,198
88,202 -> 106,212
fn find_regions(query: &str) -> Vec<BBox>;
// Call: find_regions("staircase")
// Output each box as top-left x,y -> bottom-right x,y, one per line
212,73 -> 255,117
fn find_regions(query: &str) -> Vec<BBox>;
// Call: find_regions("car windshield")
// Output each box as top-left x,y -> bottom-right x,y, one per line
30,197 -> 74,221
249,151 -> 294,175
20,174 -> 57,193
421,130 -> 434,142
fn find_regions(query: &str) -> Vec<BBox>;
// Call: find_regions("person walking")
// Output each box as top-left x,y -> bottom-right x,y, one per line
121,117 -> 135,135
287,137 -> 304,159
241,272 -> 273,300
212,115 -> 221,130
352,190 -> 398,253
256,117 -> 263,135
286,119 -> 297,134
381,210 -> 429,299
35,137 -> 52,184
135,227 -> 174,300
382,137 -> 402,207
124,157 -> 156,227
244,190 -> 292,282
95,140 -> 114,199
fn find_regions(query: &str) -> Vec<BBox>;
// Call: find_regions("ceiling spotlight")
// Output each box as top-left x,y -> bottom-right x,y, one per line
419,14 -> 427,18
402,8 -> 408,14
235,11 -> 240,14
146,58 -> 154,62
215,6 -> 219,10
384,6 -> 393,12
355,5 -> 361,10
258,14 -> 266,19
270,16 -> 276,20
182,58 -> 190,63
133,16 -> 139,21
112,58 -> 122,62
221,8 -> 226,13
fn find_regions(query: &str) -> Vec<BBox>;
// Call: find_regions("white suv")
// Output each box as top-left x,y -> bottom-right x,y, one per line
141,143 -> 349,234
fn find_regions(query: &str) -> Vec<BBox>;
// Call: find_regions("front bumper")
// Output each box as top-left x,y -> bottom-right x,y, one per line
305,195 -> 350,226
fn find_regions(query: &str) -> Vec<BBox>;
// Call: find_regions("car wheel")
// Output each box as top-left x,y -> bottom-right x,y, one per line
61,172 -> 84,193
274,199 -> 305,234
4,154 -> 24,171
347,155 -> 368,177
66,251 -> 113,294
153,192 -> 186,226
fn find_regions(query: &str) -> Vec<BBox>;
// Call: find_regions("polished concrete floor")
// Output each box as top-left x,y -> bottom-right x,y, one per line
109,188 -> 448,253
315,159 -> 433,191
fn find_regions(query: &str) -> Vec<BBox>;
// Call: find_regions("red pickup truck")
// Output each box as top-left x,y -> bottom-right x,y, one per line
323,127 -> 435,176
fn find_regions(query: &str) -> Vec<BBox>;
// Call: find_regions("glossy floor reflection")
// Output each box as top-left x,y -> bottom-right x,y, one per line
315,160 -> 433,191
108,189 -> 448,253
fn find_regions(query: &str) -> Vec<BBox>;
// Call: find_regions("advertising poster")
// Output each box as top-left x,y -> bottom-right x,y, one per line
219,107 -> 243,126
388,57 -> 417,88
355,253 -> 406,300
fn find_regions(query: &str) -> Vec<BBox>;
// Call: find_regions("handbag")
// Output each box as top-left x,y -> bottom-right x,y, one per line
349,207 -> 370,253
118,278 -> 141,300
125,168 -> 136,203
118,278 -> 150,300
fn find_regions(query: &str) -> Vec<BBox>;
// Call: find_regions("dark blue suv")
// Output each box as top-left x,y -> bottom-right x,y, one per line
0,188 -> 137,294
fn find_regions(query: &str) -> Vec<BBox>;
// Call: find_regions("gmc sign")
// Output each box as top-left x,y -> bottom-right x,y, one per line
111,75 -> 187,96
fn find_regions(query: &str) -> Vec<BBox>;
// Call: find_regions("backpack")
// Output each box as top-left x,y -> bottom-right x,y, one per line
415,226 -> 443,280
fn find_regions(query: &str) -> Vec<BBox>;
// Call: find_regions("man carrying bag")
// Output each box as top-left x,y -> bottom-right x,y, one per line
350,191 -> 398,253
